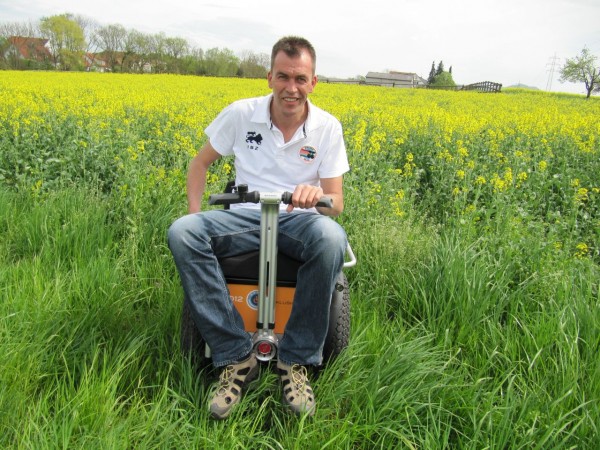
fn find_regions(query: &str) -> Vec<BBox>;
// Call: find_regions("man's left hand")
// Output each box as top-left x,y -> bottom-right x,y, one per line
286,184 -> 324,213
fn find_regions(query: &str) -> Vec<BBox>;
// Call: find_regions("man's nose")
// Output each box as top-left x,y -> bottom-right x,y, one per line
285,79 -> 298,92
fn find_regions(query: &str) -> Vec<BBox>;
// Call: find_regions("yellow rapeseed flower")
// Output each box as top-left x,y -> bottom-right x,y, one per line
575,242 -> 589,259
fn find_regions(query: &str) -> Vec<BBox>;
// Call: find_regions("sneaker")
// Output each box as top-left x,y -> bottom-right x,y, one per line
209,354 -> 259,419
277,361 -> 316,416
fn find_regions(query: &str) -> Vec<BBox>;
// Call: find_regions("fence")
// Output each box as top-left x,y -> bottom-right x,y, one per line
461,81 -> 502,93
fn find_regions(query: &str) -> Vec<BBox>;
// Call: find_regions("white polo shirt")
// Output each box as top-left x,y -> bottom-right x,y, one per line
205,94 -> 349,208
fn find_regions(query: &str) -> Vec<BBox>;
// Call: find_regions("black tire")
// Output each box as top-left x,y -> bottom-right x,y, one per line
323,272 -> 351,361
180,298 -> 211,370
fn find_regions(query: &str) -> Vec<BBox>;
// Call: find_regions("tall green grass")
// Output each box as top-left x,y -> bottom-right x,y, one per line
1,183 -> 597,448
1,76 -> 598,448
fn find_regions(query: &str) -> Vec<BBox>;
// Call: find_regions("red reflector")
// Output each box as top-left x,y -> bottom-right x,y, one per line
258,342 -> 272,355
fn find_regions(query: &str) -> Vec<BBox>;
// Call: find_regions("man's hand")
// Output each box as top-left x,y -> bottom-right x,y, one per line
286,184 -> 324,213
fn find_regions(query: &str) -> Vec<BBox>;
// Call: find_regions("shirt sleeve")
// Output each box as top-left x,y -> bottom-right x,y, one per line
204,102 -> 238,156
318,120 -> 350,179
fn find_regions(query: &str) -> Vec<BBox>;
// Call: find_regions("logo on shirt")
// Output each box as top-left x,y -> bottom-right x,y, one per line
298,145 -> 317,163
246,131 -> 263,150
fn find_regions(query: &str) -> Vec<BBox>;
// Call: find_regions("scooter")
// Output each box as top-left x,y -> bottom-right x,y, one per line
180,183 -> 356,366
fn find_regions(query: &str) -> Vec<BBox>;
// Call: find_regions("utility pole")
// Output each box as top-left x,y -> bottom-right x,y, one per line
546,53 -> 559,91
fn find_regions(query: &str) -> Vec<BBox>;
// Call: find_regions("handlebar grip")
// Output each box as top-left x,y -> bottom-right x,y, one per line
281,192 -> 333,208
209,191 -> 261,206
208,193 -> 242,205
245,191 -> 260,203
316,196 -> 333,208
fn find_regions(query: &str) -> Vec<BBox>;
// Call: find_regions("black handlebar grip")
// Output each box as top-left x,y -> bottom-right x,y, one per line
209,191 -> 262,206
281,192 -> 333,208
316,196 -> 333,208
245,191 -> 260,203
208,193 -> 242,205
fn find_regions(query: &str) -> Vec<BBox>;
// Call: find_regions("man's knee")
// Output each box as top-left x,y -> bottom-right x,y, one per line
308,218 -> 347,261
167,213 -> 208,253
324,221 -> 347,253
168,215 -> 188,247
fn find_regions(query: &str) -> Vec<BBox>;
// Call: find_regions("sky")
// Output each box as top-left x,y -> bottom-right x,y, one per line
2,0 -> 599,94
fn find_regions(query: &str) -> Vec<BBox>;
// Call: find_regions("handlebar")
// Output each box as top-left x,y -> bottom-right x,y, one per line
209,184 -> 333,208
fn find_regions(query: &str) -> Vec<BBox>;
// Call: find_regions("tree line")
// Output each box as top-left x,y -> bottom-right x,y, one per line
0,13 -> 269,77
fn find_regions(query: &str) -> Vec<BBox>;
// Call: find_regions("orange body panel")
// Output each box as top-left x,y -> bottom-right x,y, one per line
228,283 -> 295,334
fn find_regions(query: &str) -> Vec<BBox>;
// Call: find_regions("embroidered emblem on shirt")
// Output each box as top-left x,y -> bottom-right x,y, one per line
246,131 -> 263,150
298,145 -> 317,163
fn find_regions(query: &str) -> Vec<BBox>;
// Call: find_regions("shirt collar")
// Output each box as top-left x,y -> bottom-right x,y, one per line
252,94 -> 313,135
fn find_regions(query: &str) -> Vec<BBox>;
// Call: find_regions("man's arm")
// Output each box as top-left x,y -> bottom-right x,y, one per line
319,176 -> 344,216
286,176 -> 344,217
187,142 -> 222,214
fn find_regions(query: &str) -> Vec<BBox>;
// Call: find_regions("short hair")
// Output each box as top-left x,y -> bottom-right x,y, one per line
270,36 -> 316,74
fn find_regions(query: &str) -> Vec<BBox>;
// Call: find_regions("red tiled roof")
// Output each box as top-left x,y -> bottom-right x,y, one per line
8,36 -> 52,61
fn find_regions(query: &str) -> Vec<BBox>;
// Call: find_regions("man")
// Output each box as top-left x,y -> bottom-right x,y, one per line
168,36 -> 349,419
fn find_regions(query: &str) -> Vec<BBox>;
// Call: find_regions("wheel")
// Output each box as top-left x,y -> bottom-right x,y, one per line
180,298 -> 211,370
323,272 -> 350,361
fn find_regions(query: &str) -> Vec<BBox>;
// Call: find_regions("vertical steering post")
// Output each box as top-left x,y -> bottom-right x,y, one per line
257,193 -> 281,331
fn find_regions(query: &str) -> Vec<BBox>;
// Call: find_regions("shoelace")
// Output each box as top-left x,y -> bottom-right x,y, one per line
290,364 -> 309,393
217,365 -> 235,395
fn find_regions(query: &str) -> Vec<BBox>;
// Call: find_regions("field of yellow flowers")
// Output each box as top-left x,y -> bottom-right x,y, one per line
1,71 -> 599,448
1,71 -> 598,260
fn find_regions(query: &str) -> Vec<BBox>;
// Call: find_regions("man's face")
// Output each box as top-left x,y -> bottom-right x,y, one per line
267,49 -> 317,120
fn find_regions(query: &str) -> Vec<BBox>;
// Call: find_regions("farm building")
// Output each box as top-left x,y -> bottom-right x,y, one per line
365,71 -> 427,88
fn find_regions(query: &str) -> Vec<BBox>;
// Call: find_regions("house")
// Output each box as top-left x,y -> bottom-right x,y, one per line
83,53 -> 109,72
83,51 -> 153,73
365,71 -> 426,88
4,36 -> 53,63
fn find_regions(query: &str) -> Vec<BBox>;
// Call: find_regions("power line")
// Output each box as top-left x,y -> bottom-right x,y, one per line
546,53 -> 560,91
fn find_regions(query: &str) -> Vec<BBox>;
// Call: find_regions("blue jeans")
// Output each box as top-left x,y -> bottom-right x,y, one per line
168,208 -> 347,367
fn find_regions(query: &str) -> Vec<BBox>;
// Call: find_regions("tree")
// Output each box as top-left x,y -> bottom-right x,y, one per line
164,36 -> 189,73
0,36 -> 7,69
238,50 -> 269,78
180,47 -> 204,75
427,61 -> 436,85
95,23 -> 127,71
559,47 -> 600,98
0,20 -> 38,39
427,60 -> 455,88
123,29 -> 152,73
69,14 -> 100,55
203,47 -> 240,77
148,32 -> 167,73
39,14 -> 85,70
436,60 -> 444,76
429,71 -> 456,89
